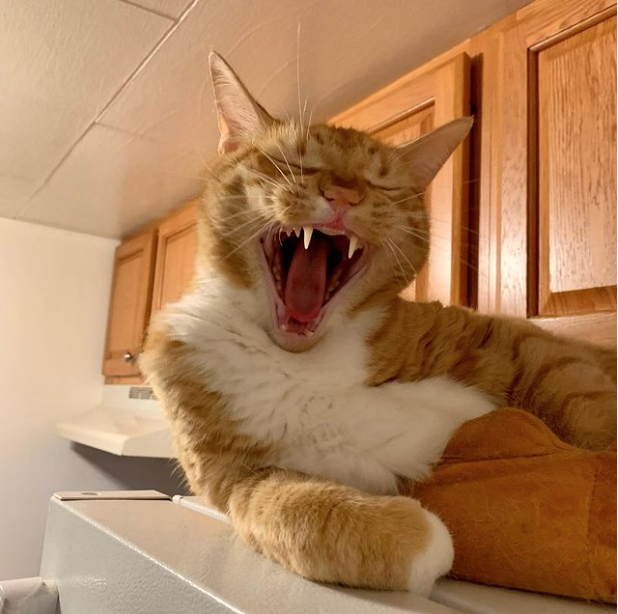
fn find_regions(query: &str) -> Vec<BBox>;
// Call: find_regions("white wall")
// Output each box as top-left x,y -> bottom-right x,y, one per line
0,218 -> 185,580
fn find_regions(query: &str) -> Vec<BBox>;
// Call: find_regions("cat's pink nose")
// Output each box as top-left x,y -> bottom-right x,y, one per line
322,184 -> 362,208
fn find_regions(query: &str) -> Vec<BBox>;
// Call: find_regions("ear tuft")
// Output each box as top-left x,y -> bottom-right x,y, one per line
209,52 -> 274,154
399,117 -> 473,189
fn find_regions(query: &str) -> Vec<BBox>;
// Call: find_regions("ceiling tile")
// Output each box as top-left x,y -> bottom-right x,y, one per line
0,0 -> 171,184
7,0 -> 535,237
19,124 -> 203,238
123,0 -> 194,19
99,0 -> 533,165
0,175 -> 39,218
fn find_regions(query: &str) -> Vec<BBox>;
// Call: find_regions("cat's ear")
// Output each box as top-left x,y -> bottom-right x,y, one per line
398,117 -> 473,189
209,52 -> 275,154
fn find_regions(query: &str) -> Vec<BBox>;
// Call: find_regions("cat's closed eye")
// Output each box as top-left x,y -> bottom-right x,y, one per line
267,157 -> 405,193
367,181 -> 407,192
268,156 -> 319,175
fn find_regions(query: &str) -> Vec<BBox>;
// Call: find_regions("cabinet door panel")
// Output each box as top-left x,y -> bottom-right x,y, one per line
537,16 -> 617,316
491,0 -> 616,344
151,202 -> 198,313
330,54 -> 471,306
103,230 -> 157,376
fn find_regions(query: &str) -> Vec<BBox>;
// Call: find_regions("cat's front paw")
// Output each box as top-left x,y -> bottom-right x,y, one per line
229,476 -> 453,593
407,509 -> 454,596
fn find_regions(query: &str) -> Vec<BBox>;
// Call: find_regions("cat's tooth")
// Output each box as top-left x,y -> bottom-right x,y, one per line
303,226 -> 313,249
293,227 -> 301,238
348,235 -> 360,258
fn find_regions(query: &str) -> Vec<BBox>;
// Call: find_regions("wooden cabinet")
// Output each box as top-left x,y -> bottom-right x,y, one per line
331,54 -> 471,306
103,229 -> 157,377
103,202 -> 199,380
151,202 -> 198,314
332,0 -> 616,345
491,0 -> 617,344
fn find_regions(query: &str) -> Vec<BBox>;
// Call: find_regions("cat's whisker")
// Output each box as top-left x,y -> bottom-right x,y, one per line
395,225 -> 456,246
429,217 -> 480,236
274,142 -> 298,186
225,199 -> 281,222
295,23 -> 306,184
224,221 -> 274,259
219,214 -> 270,237
243,166 -> 290,192
301,98 -> 309,139
218,220 -> 265,240
216,195 -> 252,206
217,196 -> 279,225
188,145 -> 215,173
219,209 -> 252,224
305,108 -> 315,147
220,203 -> 276,222
380,239 -> 400,278
386,238 -> 417,281
255,145 -> 294,187
202,165 -> 226,186
381,239 -> 407,282
394,225 -> 487,279
385,238 -> 414,283
397,219 -> 481,243
388,192 -> 427,206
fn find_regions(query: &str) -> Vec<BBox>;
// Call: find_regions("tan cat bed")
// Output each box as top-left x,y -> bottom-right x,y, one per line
405,408 -> 617,603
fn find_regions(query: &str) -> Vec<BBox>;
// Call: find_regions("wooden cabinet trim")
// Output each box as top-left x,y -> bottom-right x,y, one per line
332,77 -> 436,133
517,0 -> 616,47
533,312 -> 617,346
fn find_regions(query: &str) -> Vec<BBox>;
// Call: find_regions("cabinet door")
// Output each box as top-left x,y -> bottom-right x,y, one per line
151,202 -> 198,313
331,54 -> 471,306
103,229 -> 157,376
490,0 -> 616,345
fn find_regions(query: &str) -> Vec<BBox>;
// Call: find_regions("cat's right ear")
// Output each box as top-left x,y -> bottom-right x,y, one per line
209,52 -> 274,154
397,117 -> 473,190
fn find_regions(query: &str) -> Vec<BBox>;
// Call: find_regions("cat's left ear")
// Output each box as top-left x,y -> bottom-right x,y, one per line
209,52 -> 275,154
398,117 -> 473,189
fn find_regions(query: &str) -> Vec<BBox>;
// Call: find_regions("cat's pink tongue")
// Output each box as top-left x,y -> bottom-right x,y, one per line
284,235 -> 328,323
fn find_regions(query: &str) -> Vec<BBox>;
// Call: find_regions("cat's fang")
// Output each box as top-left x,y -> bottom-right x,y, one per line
348,235 -> 361,259
303,226 -> 313,249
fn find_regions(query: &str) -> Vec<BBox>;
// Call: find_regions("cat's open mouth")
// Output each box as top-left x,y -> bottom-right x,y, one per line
260,225 -> 368,341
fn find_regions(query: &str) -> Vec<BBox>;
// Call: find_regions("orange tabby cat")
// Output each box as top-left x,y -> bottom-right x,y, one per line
140,53 -> 617,594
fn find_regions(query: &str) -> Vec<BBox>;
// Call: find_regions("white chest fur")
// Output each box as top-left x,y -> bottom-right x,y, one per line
165,277 -> 495,495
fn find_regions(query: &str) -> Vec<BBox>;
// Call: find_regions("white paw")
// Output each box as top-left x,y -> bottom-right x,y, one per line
408,510 -> 454,596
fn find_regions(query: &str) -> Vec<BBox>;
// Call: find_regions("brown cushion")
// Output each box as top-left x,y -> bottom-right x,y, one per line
406,409 -> 617,603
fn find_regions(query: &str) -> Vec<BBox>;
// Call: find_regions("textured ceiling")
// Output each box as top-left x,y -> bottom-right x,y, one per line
1,0 -> 533,238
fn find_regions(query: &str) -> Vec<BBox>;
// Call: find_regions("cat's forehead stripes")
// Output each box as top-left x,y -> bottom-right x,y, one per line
260,122 -> 392,170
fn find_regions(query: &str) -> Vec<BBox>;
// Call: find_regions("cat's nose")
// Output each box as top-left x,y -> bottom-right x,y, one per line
321,183 -> 362,209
